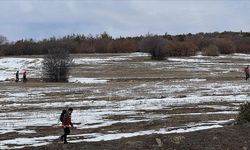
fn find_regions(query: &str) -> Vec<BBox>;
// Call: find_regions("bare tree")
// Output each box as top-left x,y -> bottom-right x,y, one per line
140,35 -> 168,60
202,44 -> 220,56
215,38 -> 236,54
42,48 -> 73,82
0,34 -> 7,45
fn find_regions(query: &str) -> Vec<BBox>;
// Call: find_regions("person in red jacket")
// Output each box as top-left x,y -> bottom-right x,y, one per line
60,108 -> 73,144
244,66 -> 249,80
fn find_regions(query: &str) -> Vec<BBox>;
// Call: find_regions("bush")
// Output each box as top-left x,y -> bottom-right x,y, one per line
76,42 -> 95,53
202,44 -> 220,56
42,48 -> 73,82
215,38 -> 236,54
236,43 -> 250,53
236,102 -> 250,124
235,38 -> 250,53
140,35 -> 168,60
166,41 -> 197,57
196,38 -> 213,51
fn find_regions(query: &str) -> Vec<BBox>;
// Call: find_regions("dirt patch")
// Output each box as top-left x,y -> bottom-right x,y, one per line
23,123 -> 250,150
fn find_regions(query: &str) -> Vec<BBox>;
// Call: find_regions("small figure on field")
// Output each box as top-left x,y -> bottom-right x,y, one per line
59,108 -> 74,144
244,66 -> 249,80
23,71 -> 27,82
15,71 -> 19,82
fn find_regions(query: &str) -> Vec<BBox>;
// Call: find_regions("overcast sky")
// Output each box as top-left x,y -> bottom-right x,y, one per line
0,0 -> 250,41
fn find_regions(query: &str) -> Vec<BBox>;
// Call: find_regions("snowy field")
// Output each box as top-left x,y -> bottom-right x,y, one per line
0,52 -> 249,149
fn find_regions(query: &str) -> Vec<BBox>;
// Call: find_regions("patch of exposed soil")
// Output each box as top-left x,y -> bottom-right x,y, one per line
24,123 -> 250,150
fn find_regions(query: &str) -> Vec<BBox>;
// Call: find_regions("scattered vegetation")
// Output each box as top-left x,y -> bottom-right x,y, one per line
42,48 -> 73,82
1,31 -> 250,59
140,35 -> 168,60
215,38 -> 236,54
236,102 -> 250,124
202,44 -> 220,56
165,41 -> 197,57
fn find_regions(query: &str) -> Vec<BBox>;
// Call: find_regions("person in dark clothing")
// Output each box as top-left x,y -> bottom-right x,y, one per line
244,66 -> 249,80
60,108 -> 73,144
15,71 -> 19,82
23,71 -> 27,82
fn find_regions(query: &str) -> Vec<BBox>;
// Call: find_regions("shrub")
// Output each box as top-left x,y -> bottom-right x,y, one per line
166,41 -> 197,57
202,44 -> 220,56
235,38 -> 250,53
196,38 -> 213,51
110,40 -> 138,53
42,48 -> 73,82
140,35 -> 168,60
236,43 -> 250,53
215,38 -> 236,54
76,42 -> 95,53
236,102 -> 250,124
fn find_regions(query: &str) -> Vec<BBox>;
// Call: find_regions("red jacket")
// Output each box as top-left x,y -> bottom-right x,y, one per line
62,113 -> 72,128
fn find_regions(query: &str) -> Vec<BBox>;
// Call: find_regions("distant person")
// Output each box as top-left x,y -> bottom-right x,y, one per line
244,66 -> 249,80
15,71 -> 19,82
23,71 -> 27,82
60,108 -> 74,144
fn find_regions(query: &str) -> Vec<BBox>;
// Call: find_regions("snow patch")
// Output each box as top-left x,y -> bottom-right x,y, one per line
68,77 -> 108,84
168,58 -> 210,63
188,78 -> 207,82
0,136 -> 57,149
17,130 -> 36,134
0,57 -> 42,81
0,120 -> 230,148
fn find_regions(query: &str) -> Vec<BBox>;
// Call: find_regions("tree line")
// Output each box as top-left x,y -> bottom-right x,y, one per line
1,31 -> 250,59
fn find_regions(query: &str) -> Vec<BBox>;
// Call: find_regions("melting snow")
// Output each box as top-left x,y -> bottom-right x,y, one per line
0,57 -> 42,81
0,120 -> 230,149
1,53 -> 250,149
168,58 -> 210,63
68,77 -> 108,84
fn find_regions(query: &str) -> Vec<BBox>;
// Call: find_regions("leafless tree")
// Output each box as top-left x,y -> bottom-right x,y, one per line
215,38 -> 236,54
202,44 -> 220,56
42,48 -> 73,82
0,35 -> 7,45
140,35 -> 168,60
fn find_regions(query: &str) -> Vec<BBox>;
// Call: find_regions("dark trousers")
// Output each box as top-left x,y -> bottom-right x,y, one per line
23,77 -> 27,82
61,127 -> 70,143
246,74 -> 249,80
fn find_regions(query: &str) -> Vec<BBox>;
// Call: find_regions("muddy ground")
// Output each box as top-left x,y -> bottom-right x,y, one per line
0,53 -> 249,149
27,123 -> 250,150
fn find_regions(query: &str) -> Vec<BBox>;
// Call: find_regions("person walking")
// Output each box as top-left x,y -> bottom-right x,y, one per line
60,108 -> 74,144
15,71 -> 19,82
23,71 -> 27,82
244,66 -> 249,80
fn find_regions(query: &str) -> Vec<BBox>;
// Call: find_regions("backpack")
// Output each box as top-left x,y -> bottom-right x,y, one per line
60,110 -> 67,122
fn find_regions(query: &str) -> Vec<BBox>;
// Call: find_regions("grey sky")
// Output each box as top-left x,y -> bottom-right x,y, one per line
0,0 -> 249,41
